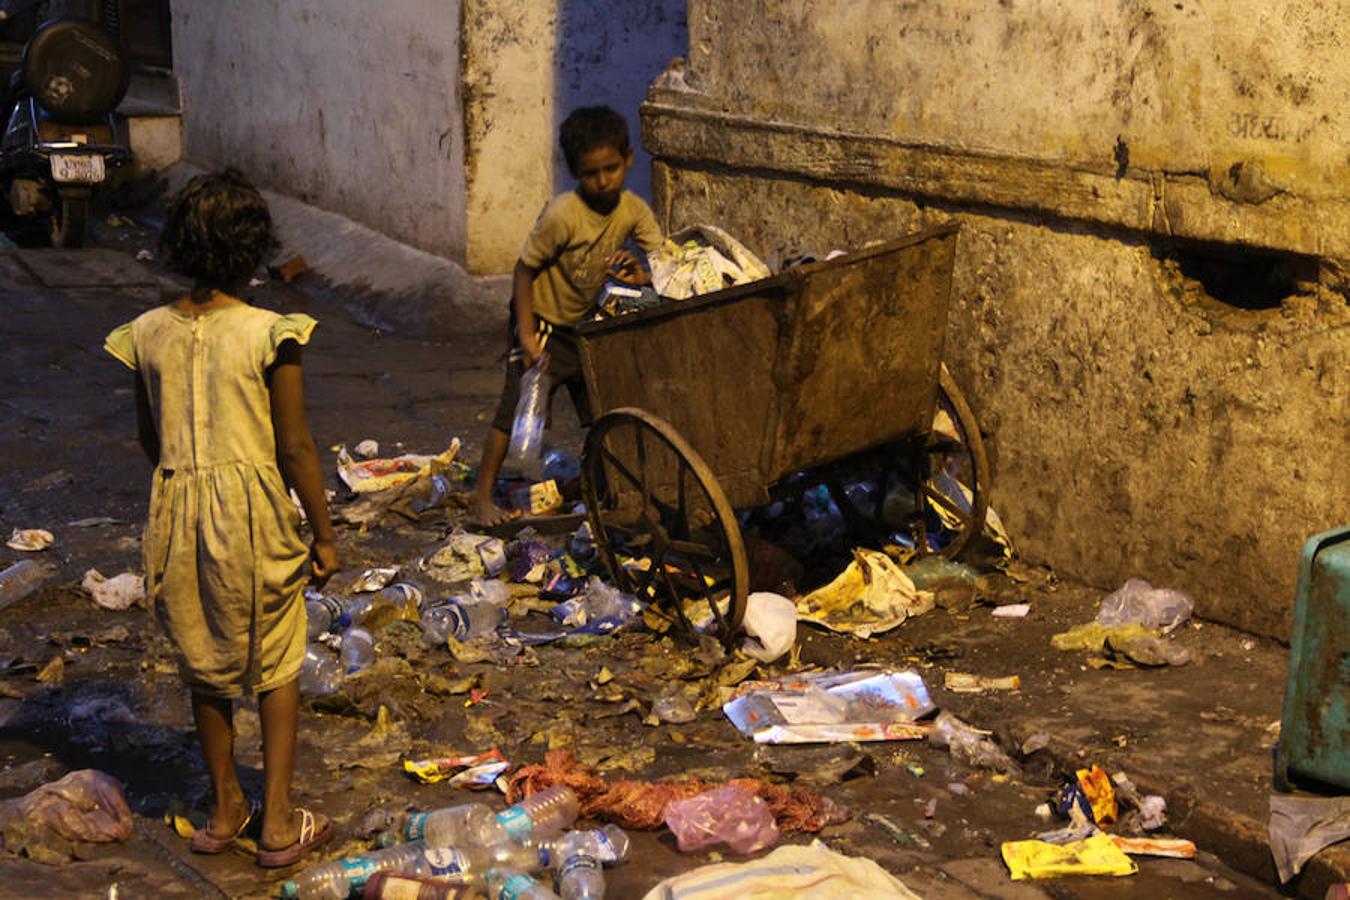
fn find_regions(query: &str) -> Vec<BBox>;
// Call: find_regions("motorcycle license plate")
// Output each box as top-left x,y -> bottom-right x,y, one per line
50,154 -> 105,184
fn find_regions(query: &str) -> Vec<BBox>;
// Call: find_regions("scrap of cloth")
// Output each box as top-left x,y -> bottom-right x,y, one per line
1269,793 -> 1350,883
640,839 -> 922,900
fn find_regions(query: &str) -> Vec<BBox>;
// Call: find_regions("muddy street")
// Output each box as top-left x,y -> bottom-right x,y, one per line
0,226 -> 1300,900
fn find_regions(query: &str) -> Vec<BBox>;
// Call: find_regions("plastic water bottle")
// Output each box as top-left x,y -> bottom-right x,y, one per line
505,365 -> 548,479
405,786 -> 580,849
305,592 -> 344,641
281,843 -> 427,899
467,578 -> 511,607
379,582 -> 424,613
411,473 -> 453,514
299,644 -> 343,695
361,871 -> 476,899
336,594 -> 378,629
421,600 -> 506,644
0,560 -> 52,613
547,826 -> 629,900
339,627 -> 375,674
486,868 -> 559,900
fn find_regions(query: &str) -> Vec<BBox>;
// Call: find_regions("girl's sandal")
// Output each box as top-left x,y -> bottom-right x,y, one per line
189,800 -> 260,854
256,808 -> 332,868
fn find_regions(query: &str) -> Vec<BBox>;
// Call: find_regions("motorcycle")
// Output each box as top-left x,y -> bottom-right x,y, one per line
0,0 -> 130,247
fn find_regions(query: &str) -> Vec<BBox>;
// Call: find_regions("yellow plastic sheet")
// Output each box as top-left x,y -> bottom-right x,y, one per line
1002,833 -> 1138,880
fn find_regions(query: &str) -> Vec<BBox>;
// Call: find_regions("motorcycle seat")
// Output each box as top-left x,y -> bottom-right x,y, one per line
21,17 -> 127,123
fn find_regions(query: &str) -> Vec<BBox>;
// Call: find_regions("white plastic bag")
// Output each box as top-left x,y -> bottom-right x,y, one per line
504,365 -> 548,479
741,592 -> 797,662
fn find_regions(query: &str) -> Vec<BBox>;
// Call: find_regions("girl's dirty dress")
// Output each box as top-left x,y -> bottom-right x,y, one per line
104,302 -> 317,698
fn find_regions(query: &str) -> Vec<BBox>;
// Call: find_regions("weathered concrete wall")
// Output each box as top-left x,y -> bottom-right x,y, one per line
644,0 -> 1350,639
461,1 -> 557,275
172,1 -> 466,261
555,0 -> 688,204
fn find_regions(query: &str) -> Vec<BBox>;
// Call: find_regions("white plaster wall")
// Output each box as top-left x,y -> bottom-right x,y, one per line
171,0 -> 466,260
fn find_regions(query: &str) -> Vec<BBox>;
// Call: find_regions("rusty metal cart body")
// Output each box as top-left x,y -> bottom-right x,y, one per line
575,224 -> 987,643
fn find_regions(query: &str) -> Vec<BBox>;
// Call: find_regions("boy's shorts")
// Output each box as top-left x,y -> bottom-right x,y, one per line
491,308 -> 593,433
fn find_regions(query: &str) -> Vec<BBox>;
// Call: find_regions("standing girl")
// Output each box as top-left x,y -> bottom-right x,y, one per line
105,170 -> 335,866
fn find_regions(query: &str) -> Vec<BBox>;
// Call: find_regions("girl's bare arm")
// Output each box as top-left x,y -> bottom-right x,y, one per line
268,341 -> 338,584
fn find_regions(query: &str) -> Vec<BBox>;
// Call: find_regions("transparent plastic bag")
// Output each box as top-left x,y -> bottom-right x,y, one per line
663,785 -> 779,854
505,364 -> 549,480
1096,578 -> 1194,634
0,769 -> 133,843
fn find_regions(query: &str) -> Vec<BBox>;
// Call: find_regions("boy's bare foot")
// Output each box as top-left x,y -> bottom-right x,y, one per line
468,494 -> 522,528
206,789 -> 251,840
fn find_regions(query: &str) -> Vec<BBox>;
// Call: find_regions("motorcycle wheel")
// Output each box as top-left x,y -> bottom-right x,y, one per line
50,195 -> 88,249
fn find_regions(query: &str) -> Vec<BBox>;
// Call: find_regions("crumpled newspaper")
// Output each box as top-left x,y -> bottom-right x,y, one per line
650,224 -> 770,299
795,548 -> 934,637
81,570 -> 146,611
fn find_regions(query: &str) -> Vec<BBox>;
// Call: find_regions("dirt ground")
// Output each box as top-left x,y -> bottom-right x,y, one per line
0,214 -> 1302,899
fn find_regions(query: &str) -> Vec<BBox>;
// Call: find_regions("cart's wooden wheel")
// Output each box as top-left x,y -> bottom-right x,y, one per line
581,408 -> 748,644
830,365 -> 989,559
914,365 -> 991,558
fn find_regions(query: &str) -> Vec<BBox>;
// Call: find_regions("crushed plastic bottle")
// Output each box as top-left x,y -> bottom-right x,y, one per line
299,644 -> 343,696
0,560 -> 53,613
405,786 -> 579,849
339,627 -> 375,675
304,591 -> 344,641
662,785 -> 779,855
486,868 -> 559,900
928,711 -> 1021,776
549,825 -> 630,900
411,473 -> 453,514
504,364 -> 548,480
281,843 -> 426,899
379,582 -> 425,613
421,600 -> 506,644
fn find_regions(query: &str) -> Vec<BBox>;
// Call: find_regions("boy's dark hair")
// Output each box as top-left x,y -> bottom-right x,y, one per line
159,169 -> 278,287
559,106 -> 631,175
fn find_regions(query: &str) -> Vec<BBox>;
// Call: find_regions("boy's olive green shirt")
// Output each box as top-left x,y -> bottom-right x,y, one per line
520,189 -> 662,326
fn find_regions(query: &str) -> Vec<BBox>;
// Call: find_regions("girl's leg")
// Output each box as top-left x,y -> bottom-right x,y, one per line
257,678 -> 301,849
190,692 -> 250,837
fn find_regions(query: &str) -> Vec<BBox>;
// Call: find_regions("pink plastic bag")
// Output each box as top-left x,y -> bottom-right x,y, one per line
663,785 -> 779,854
0,769 -> 133,843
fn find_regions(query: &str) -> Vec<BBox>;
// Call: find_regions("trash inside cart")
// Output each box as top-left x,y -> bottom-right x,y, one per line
576,225 -> 988,644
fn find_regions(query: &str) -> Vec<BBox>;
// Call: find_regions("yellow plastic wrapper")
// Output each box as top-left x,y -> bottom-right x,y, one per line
1001,833 -> 1138,880
1076,764 -> 1118,826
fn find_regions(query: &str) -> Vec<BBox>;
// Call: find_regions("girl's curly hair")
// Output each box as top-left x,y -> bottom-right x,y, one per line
159,169 -> 278,287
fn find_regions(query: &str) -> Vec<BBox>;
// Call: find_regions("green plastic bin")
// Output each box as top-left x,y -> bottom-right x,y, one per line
1275,526 -> 1350,792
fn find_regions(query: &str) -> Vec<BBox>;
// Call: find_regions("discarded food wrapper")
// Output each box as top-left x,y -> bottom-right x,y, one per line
477,538 -> 507,578
403,749 -> 510,787
1110,836 -> 1196,858
1002,833 -> 1138,880
639,838 -> 922,899
509,479 -> 563,515
337,439 -> 460,493
7,528 -> 54,552
81,569 -> 145,611
992,604 -> 1031,618
351,567 -> 399,593
724,669 -> 935,744
795,549 -> 934,638
944,672 -> 1021,693
1076,765 -> 1118,827
354,439 -> 380,458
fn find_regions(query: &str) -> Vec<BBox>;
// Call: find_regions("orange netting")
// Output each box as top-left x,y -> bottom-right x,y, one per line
506,750 -> 849,832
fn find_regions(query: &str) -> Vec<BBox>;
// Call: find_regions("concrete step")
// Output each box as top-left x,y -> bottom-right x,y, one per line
115,69 -> 181,175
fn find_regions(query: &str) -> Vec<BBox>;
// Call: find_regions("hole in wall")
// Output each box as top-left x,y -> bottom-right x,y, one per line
1151,240 -> 1317,311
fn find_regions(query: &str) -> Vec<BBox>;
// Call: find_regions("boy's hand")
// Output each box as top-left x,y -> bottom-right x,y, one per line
607,250 -> 650,286
521,337 -> 549,372
310,539 -> 339,587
